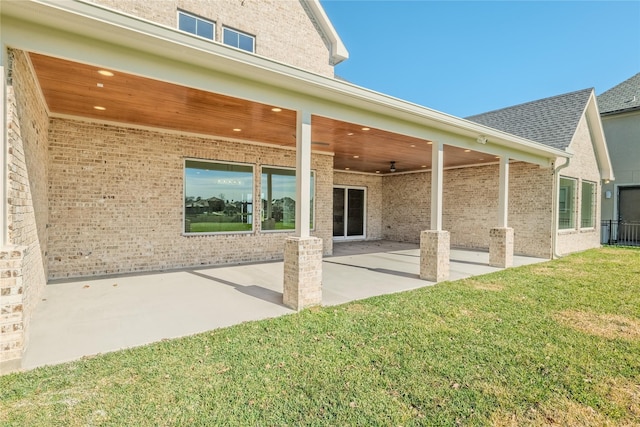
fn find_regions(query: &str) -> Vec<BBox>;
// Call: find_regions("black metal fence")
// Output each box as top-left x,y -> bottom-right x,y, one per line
601,220 -> 640,246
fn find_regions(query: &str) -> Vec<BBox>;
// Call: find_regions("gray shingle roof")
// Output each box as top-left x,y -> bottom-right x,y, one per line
597,73 -> 640,114
466,88 -> 593,151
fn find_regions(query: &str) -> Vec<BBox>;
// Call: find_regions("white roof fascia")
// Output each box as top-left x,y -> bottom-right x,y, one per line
1,0 -> 567,165
305,0 -> 349,65
584,91 -> 615,181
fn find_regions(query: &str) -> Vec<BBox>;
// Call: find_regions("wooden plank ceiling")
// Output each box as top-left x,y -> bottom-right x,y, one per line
29,52 -> 497,174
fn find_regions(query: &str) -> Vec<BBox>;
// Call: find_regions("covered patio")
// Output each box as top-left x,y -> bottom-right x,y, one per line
2,0 -> 569,372
22,242 -> 546,369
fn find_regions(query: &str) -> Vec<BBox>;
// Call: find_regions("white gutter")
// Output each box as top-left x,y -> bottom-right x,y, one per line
552,157 -> 571,259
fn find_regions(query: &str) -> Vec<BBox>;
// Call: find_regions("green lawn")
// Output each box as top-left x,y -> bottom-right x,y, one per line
188,222 -> 253,232
2,247 -> 639,426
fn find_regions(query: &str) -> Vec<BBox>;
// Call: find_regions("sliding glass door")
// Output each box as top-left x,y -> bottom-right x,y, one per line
333,187 -> 366,239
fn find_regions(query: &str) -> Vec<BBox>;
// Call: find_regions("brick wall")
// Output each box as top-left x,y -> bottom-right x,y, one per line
1,49 -> 49,371
333,172 -> 383,240
88,0 -> 335,77
380,164 -> 554,259
382,172 -> 430,243
556,115 -> 602,255
47,118 -> 333,279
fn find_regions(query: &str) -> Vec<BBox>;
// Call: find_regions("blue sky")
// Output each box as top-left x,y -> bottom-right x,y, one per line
320,0 -> 640,117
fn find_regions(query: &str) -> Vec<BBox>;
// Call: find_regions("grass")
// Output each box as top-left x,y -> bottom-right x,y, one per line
188,222 -> 253,232
1,247 -> 639,426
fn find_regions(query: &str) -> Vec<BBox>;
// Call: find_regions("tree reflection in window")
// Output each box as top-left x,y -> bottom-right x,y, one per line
184,160 -> 253,233
261,167 -> 314,231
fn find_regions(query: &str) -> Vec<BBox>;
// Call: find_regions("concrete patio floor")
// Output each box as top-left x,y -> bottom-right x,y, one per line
22,241 -> 547,370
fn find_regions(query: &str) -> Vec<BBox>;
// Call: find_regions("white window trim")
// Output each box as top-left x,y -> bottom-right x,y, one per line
222,26 -> 256,53
580,179 -> 597,230
260,165 -> 316,234
177,10 -> 215,41
558,176 -> 577,231
183,158 -> 255,236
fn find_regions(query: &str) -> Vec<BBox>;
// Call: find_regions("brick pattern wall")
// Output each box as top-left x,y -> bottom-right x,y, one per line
47,118 -> 333,279
333,172 -> 383,240
283,236 -> 323,310
1,49 -> 50,370
380,164 -> 554,259
557,115 -> 602,255
88,0 -> 335,77
507,163 -> 554,259
382,173 -> 431,242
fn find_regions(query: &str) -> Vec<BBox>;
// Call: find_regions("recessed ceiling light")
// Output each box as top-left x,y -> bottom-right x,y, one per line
93,106 -> 106,111
479,158 -> 484,161
361,127 -> 370,131
464,149 -> 471,153
271,107 -> 282,112
376,170 -> 381,173
233,128 -> 242,132
345,167 -> 350,170
495,156 -> 500,159
421,165 -> 427,168
347,132 -> 354,136
410,144 -> 416,148
427,141 -> 433,145
98,70 -> 114,77
353,155 -> 359,158
96,83 -> 104,88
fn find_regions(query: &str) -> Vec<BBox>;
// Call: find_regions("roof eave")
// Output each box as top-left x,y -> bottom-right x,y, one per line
1,0 -> 566,164
586,92 -> 615,181
305,0 -> 349,65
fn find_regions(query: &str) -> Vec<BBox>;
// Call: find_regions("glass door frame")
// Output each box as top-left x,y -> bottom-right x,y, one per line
333,185 -> 367,241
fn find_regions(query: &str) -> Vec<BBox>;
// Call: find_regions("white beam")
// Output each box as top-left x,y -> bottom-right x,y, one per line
431,141 -> 444,231
295,110 -> 312,238
498,156 -> 509,227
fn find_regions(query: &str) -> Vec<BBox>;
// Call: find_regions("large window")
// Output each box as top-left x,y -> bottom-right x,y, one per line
559,177 -> 576,229
261,167 -> 314,231
178,11 -> 215,40
184,160 -> 253,233
581,181 -> 596,228
223,27 -> 255,52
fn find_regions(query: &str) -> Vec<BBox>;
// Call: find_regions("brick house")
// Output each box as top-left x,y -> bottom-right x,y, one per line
1,0 -> 612,372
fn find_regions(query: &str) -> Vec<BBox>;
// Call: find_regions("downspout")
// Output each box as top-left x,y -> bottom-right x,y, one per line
552,157 -> 571,259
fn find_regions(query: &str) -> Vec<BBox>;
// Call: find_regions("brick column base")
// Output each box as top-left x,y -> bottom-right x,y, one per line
283,237 -> 323,311
489,227 -> 514,268
1,246 -> 26,374
420,230 -> 450,282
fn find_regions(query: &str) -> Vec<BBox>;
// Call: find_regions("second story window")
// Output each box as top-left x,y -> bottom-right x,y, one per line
178,11 -> 214,40
223,27 -> 255,53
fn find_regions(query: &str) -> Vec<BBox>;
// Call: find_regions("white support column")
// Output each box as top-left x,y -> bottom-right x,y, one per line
421,141 -> 449,282
295,110 -> 312,238
498,156 -> 509,228
283,110 -> 322,310
431,140 -> 444,231
490,156 -> 514,268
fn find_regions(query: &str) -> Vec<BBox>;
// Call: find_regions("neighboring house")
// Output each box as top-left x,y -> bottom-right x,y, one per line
0,0 -> 612,372
598,73 -> 640,243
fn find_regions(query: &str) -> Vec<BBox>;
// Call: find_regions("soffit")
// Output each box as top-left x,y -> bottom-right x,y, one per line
30,52 -> 497,174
